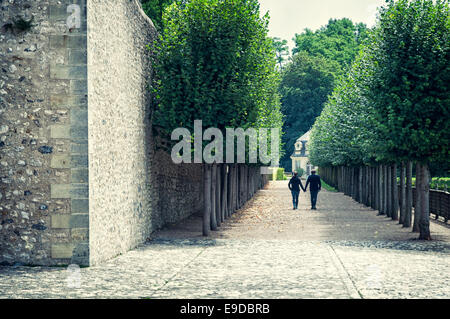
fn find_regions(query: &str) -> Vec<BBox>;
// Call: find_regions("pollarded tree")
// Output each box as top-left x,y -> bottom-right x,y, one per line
151,0 -> 283,236
153,0 -> 282,136
309,47 -> 378,168
368,0 -> 450,239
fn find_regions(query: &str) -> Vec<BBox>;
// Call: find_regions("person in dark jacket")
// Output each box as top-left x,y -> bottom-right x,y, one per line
305,170 -> 321,210
288,172 -> 305,210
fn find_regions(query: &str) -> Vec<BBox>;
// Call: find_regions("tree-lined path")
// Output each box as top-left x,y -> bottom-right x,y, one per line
1,181 -> 450,299
157,180 -> 450,241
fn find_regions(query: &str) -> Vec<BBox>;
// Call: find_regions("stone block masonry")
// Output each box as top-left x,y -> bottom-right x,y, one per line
0,0 -> 204,267
49,0 -> 89,266
0,0 -> 89,266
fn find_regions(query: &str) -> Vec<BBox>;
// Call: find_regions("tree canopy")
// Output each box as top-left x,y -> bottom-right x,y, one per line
309,0 -> 450,169
292,18 -> 369,72
152,0 -> 283,163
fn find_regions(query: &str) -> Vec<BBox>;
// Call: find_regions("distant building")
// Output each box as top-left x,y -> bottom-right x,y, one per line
290,130 -> 316,176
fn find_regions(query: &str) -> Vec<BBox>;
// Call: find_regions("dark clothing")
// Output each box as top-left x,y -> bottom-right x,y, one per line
288,176 -> 305,192
310,190 -> 319,209
291,190 -> 299,209
305,174 -> 321,192
289,176 -> 305,209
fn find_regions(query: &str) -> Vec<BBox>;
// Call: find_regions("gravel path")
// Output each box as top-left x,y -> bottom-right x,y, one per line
156,180 -> 450,242
1,181 -> 449,299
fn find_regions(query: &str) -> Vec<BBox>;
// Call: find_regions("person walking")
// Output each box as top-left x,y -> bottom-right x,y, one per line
305,170 -> 321,210
288,172 -> 305,210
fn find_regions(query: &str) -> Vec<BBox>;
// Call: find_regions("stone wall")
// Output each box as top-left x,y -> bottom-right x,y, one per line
86,0 -> 204,265
1,0 -> 205,267
151,150 -> 204,230
87,0 -> 156,265
0,0 -> 89,266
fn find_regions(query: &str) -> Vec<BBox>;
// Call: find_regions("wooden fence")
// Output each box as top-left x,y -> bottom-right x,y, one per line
403,186 -> 450,222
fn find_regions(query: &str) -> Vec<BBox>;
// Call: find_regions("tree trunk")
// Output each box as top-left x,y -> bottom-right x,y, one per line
231,164 -> 236,214
365,166 -> 369,206
413,162 -> 421,232
210,163 -> 218,230
418,163 -> 431,240
227,164 -> 232,218
221,164 -> 227,222
379,165 -> 383,214
369,167 -> 374,208
346,167 -> 350,196
383,165 -> 388,215
391,163 -> 398,220
240,165 -> 244,207
246,166 -> 250,201
239,165 -> 243,208
345,167 -> 348,195
386,165 -> 392,217
356,166 -> 364,203
352,167 -> 356,200
362,166 -> 366,205
364,166 -> 368,205
203,164 -> 211,236
236,164 -> 239,210
403,161 -> 413,228
236,164 -> 239,211
399,162 -> 406,224
337,166 -> 341,191
216,164 -> 221,227
343,167 -> 346,194
374,166 -> 379,211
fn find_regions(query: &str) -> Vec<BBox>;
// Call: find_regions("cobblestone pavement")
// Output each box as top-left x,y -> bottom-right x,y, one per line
1,181 -> 449,299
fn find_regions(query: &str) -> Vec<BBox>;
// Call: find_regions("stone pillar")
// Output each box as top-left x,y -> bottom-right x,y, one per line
48,0 -> 89,265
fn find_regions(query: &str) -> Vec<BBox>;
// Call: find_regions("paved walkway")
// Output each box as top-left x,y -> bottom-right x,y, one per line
1,181 -> 450,298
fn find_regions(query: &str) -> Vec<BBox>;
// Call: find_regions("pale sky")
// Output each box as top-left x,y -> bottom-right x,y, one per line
258,0 -> 388,53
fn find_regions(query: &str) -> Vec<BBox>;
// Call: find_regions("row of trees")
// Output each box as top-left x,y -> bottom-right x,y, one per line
310,0 -> 450,240
150,0 -> 283,235
278,18 -> 370,170
203,164 -> 267,236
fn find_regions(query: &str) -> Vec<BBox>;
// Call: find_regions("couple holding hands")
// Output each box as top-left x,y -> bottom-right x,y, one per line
288,170 -> 321,210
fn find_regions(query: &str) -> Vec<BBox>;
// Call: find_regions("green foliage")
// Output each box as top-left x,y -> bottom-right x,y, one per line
398,177 -> 450,190
310,0 -> 450,171
152,0 -> 283,163
276,167 -> 286,180
368,0 -> 450,164
309,48 -> 378,167
271,37 -> 289,70
292,18 -> 369,72
430,177 -> 450,190
296,167 -> 305,177
279,52 -> 339,170
141,0 -> 176,31
321,180 -> 338,192
280,18 -> 368,171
